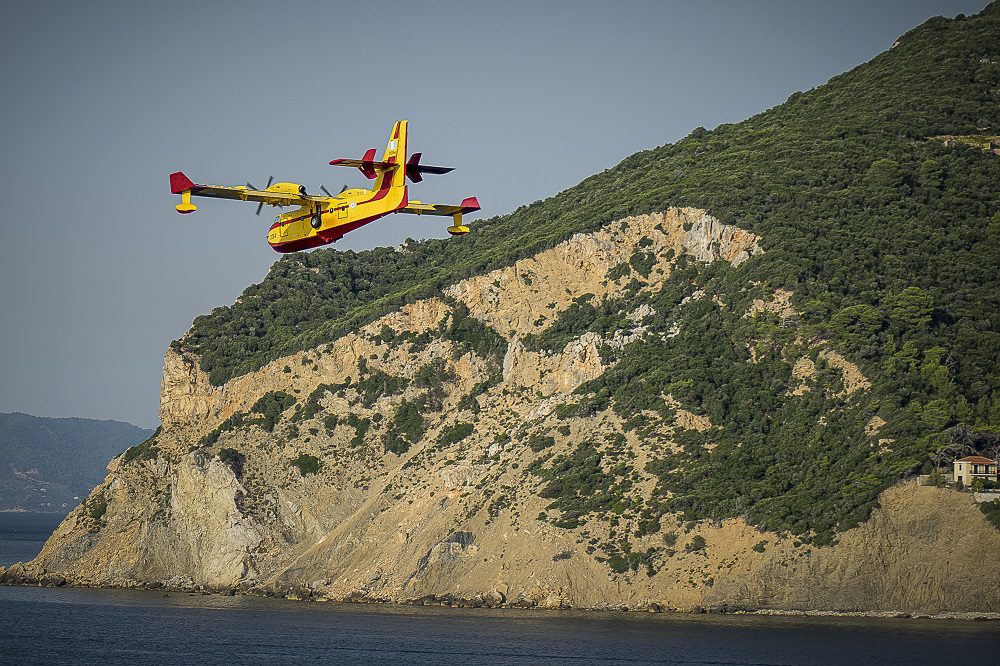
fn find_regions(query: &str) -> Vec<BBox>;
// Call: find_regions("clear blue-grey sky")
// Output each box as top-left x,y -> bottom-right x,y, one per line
0,1 -> 985,428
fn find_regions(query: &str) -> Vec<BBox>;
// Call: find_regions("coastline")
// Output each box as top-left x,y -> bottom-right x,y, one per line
2,566 -> 997,622
0,509 -> 70,514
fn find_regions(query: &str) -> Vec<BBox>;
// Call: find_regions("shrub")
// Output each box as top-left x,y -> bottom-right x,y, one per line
980,500 -> 1000,531
293,383 -> 345,422
346,414 -> 370,448
685,535 -> 707,553
528,435 -> 556,452
635,516 -> 661,537
442,302 -> 507,362
533,443 -> 625,527
354,370 -> 408,406
250,391 -> 297,432
217,447 -> 245,478
199,412 -> 246,447
290,453 -> 322,476
925,468 -> 946,487
323,414 -> 339,435
439,422 -> 474,446
121,433 -> 160,464
384,400 -> 424,454
628,249 -> 656,277
87,495 -> 108,521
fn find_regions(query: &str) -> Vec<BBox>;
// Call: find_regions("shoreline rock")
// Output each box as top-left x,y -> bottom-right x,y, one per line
2,570 -> 998,622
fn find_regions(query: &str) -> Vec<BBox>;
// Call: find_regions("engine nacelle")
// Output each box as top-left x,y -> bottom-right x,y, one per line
266,182 -> 308,195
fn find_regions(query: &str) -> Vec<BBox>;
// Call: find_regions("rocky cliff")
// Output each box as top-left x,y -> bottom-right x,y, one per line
5,208 -> 998,614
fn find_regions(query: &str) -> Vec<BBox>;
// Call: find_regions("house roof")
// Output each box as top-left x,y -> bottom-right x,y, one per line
956,456 -> 998,465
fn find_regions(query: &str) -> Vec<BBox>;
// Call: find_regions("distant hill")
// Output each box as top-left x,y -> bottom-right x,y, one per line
0,413 -> 154,513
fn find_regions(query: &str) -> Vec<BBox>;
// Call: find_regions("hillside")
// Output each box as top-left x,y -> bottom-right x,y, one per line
0,413 -> 153,512
3,5 -> 999,613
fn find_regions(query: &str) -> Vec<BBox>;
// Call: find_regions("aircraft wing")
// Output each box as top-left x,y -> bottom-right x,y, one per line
399,197 -> 481,217
191,184 -> 322,207
170,172 -> 323,208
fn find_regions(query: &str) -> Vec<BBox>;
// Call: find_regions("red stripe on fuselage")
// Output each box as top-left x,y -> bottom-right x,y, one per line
268,211 -> 383,253
367,122 -> 405,204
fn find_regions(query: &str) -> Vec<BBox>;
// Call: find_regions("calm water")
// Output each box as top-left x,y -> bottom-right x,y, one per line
3,514 -> 998,665
0,512 -> 64,567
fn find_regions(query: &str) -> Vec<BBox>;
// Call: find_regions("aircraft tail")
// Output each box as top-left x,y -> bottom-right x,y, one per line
373,120 -> 408,192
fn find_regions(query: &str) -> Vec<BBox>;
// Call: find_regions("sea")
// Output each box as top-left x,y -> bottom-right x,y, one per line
2,513 -> 998,665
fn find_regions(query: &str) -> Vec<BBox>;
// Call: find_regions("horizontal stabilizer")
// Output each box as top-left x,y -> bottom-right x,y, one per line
329,148 -> 397,180
405,152 -> 454,183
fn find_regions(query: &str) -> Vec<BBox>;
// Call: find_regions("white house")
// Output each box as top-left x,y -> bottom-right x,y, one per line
953,455 -> 999,486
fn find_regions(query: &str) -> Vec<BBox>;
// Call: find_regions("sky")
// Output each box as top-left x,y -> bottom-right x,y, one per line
0,0 -> 986,428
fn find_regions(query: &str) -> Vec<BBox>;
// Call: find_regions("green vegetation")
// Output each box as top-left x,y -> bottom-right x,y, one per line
685,535 -> 707,553
980,499 -> 1000,530
199,411 -> 247,447
527,435 -> 556,452
121,431 -> 160,465
323,414 -> 339,435
86,495 -> 108,522
384,400 -> 425,454
441,302 -> 507,362
293,382 -> 346,422
532,442 -> 631,528
605,545 -> 658,576
439,422 -> 474,446
249,391 -> 296,432
198,391 -> 297,447
355,370 -> 408,406
173,8 -> 1000,546
523,294 -> 629,353
628,249 -> 656,277
413,358 -> 456,410
290,453 -> 322,476
217,447 -> 245,478
345,414 -> 369,448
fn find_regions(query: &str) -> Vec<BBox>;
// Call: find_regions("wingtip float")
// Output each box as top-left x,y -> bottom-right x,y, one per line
169,120 -> 480,253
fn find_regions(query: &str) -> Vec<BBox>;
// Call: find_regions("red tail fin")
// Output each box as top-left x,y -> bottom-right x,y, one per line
360,148 -> 378,179
406,153 -> 424,183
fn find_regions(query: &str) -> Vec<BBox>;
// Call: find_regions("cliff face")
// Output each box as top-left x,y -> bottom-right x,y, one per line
8,208 -> 999,614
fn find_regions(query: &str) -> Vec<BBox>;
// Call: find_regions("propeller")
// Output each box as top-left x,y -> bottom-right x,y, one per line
320,185 -> 333,197
339,184 -> 349,194
249,176 -> 274,215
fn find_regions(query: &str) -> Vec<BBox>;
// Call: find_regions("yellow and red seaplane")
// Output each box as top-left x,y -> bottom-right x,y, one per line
169,120 -> 480,253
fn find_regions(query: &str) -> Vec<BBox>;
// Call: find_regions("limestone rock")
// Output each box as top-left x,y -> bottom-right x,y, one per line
15,208 -> 998,615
